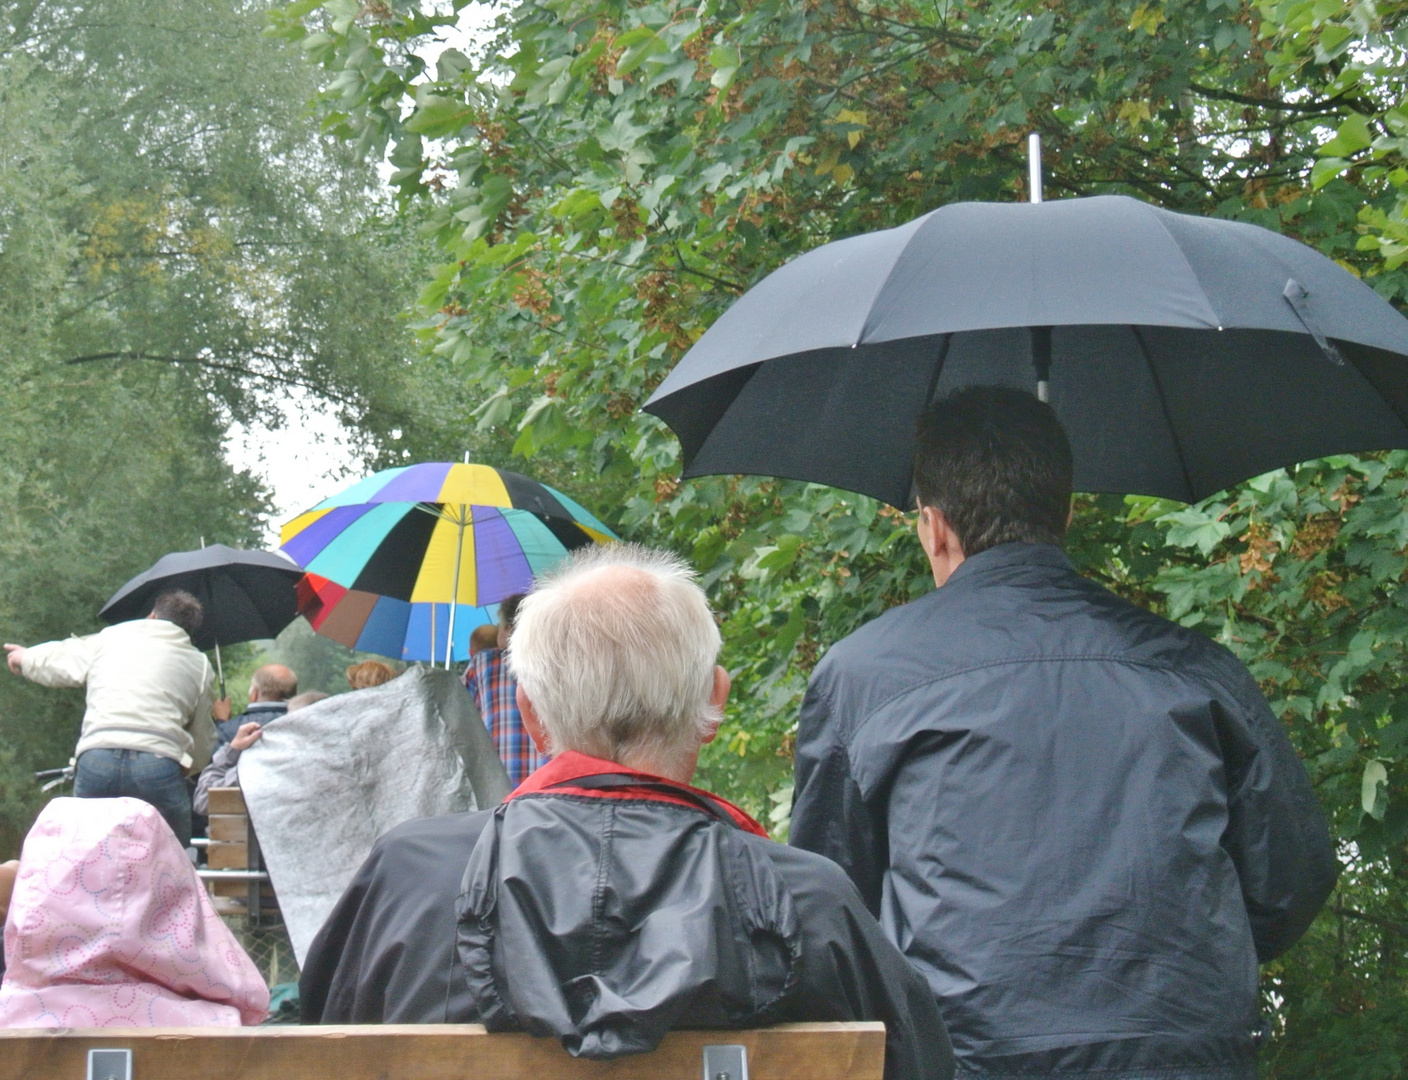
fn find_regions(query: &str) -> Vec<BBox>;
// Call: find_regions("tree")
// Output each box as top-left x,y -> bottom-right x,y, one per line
280,0 -> 1408,1062
0,0 -> 422,852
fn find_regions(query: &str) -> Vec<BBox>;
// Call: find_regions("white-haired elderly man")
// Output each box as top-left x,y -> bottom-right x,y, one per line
300,545 -> 953,1080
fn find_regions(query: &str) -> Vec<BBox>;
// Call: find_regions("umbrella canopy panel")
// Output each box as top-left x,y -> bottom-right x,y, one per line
645,196 -> 1408,506
297,574 -> 496,663
99,544 -> 302,651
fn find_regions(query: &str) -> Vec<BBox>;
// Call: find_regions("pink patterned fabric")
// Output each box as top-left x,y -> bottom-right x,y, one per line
0,797 -> 269,1027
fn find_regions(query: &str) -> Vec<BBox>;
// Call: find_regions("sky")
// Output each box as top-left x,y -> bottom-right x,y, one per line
225,393 -> 369,546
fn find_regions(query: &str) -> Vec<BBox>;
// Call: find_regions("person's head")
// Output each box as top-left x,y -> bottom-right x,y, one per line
469,624 -> 500,656
148,590 -> 203,640
285,690 -> 328,713
508,545 -> 727,784
912,386 -> 1074,587
248,664 -> 297,704
496,593 -> 526,650
345,660 -> 397,690
0,797 -> 269,1027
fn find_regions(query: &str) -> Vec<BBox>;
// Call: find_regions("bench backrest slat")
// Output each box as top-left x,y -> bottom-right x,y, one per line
0,1022 -> 883,1080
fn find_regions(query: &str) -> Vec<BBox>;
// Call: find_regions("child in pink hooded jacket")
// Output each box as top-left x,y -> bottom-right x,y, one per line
0,797 -> 268,1027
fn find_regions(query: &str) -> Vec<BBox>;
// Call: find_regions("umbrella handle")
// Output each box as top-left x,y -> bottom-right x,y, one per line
200,536 -> 228,699
214,640 -> 227,700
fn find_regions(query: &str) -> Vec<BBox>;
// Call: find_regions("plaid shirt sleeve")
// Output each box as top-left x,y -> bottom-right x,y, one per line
470,648 -> 548,788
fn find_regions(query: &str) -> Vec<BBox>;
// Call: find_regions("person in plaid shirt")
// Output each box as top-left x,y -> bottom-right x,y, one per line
464,594 -> 546,788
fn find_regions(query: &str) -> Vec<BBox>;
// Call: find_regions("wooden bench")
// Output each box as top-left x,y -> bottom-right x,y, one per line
197,787 -> 277,926
0,1021 -> 884,1080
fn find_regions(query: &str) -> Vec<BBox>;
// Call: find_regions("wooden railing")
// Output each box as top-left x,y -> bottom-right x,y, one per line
0,1021 -> 885,1080
196,786 -> 275,926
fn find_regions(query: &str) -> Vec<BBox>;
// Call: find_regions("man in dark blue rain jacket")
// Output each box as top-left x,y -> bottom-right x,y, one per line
790,387 -> 1338,1080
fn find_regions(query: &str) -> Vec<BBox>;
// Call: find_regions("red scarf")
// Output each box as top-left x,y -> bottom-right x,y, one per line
507,751 -> 769,838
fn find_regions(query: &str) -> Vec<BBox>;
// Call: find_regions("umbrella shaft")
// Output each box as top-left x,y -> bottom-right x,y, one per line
214,640 -> 226,699
445,510 -> 467,669
1028,133 -> 1043,203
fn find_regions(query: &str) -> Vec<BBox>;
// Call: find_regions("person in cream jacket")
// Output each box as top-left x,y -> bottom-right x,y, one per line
5,590 -> 216,846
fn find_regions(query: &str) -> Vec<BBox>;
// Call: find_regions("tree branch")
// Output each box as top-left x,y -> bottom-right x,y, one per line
62,350 -> 360,406
671,240 -> 747,293
1187,82 -> 1363,116
1339,906 -> 1408,937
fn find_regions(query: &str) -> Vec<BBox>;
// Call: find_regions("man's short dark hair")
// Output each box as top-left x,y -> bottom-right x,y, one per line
913,387 -> 1073,556
499,593 -> 526,630
150,590 -> 204,639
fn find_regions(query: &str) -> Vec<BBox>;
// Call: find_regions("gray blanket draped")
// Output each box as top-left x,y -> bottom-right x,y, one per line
239,667 -> 511,964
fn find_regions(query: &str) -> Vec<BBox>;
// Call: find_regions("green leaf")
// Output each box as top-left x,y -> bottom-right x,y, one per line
472,388 -> 514,431
455,173 -> 515,241
517,394 -> 557,430
1361,759 -> 1388,819
709,43 -> 741,89
756,534 -> 803,572
1160,508 -> 1231,556
405,95 -> 473,137
1318,113 -> 1373,158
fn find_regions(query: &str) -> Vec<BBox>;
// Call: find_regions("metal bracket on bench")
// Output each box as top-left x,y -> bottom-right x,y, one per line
703,1044 -> 749,1080
87,1048 -> 132,1080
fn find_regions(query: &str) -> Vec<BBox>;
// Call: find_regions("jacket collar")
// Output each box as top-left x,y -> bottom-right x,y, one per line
943,541 -> 1072,589
244,701 -> 287,714
509,751 -> 769,837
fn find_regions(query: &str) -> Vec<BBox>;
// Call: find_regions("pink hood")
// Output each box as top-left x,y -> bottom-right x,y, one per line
0,797 -> 269,1027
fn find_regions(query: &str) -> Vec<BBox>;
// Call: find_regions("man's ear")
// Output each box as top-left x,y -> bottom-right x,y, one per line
918,505 -> 962,559
916,502 -> 967,587
702,665 -> 730,744
916,504 -> 940,559
516,684 -> 551,754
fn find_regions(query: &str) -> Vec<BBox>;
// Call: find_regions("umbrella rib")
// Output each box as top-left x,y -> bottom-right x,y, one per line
922,333 -> 954,407
899,333 -> 955,507
1132,327 -> 1196,502
408,501 -> 464,525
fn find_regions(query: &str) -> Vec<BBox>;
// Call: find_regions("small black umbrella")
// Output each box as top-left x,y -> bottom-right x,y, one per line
643,195 -> 1408,506
100,543 -> 303,695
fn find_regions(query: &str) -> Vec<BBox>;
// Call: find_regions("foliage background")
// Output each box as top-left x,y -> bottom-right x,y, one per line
3,0 -> 1406,1070
274,0 -> 1408,1071
0,0 -> 420,852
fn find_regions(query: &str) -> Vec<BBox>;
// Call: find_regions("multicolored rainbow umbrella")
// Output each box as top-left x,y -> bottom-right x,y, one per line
280,462 -> 616,664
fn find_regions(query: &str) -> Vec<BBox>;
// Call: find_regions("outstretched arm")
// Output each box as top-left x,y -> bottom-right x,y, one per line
6,636 -> 97,687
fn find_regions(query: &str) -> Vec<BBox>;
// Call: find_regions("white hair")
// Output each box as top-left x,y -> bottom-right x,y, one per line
507,543 -> 721,773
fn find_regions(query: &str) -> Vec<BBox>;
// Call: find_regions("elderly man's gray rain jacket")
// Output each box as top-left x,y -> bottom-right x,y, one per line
300,752 -> 953,1080
790,543 -> 1338,1080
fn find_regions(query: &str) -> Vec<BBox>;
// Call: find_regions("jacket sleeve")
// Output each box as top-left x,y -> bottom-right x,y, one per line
193,741 -> 241,816
185,672 -> 217,774
1212,662 -> 1339,962
776,849 -> 955,1080
790,666 -> 889,916
19,635 -> 98,688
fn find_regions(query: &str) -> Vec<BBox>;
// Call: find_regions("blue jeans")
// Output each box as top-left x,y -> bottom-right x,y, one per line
74,748 -> 192,847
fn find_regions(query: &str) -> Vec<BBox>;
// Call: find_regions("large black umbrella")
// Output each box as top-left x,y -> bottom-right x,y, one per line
643,195 -> 1408,506
100,544 -> 303,693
